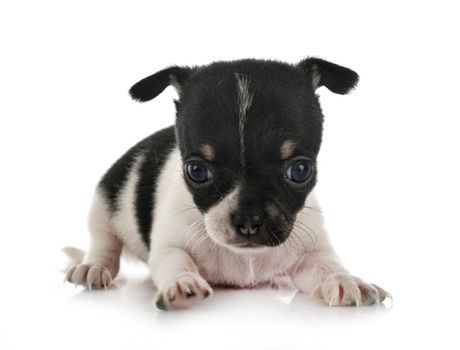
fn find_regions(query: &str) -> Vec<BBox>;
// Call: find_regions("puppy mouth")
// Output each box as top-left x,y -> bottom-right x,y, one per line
225,225 -> 291,250
204,226 -> 270,251
224,239 -> 271,253
232,241 -> 263,248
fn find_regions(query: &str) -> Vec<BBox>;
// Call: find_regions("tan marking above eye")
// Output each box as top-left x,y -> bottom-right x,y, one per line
200,144 -> 215,161
280,140 -> 296,160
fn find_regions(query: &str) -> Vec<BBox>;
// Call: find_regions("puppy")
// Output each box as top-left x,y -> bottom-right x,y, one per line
65,57 -> 391,310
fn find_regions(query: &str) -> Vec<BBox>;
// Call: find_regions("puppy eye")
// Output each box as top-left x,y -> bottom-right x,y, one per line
186,162 -> 213,184
286,160 -> 312,183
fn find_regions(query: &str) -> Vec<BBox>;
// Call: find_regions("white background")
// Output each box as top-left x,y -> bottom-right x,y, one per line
1,1 -> 459,349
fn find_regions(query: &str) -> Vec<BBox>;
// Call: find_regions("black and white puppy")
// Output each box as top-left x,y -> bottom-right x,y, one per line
65,57 -> 391,310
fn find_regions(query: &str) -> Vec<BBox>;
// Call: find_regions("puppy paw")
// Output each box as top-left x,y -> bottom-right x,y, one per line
65,263 -> 113,289
311,273 -> 391,306
155,272 -> 213,311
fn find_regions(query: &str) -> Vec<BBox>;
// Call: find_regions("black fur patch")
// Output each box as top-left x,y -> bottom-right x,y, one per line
129,66 -> 194,102
135,127 -> 176,247
98,126 -> 176,248
298,57 -> 359,94
99,140 -> 146,212
125,57 -> 358,249
175,60 -> 323,221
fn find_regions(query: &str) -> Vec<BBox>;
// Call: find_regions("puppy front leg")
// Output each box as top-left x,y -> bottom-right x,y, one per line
149,247 -> 213,310
289,248 -> 391,306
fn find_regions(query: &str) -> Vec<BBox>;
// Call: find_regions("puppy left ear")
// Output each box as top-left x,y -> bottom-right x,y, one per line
298,57 -> 359,94
129,66 -> 194,102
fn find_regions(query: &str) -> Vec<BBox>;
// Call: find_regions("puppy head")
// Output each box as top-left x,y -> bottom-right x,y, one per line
130,58 -> 358,252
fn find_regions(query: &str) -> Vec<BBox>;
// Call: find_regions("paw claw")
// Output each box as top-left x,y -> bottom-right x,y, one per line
371,283 -> 392,302
101,270 -> 112,289
167,289 -> 175,302
312,274 -> 389,307
64,263 -> 113,289
156,295 -> 168,311
64,265 -> 76,284
155,273 -> 212,311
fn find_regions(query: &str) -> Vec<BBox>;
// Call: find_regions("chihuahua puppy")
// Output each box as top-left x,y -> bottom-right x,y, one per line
65,57 -> 390,310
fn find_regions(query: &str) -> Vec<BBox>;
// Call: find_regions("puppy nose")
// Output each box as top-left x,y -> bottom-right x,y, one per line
232,213 -> 264,235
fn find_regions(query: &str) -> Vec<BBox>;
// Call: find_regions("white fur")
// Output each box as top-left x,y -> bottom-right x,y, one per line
66,155 -> 148,287
67,146 -> 391,306
65,188 -> 122,288
147,148 -> 390,304
202,187 -> 243,250
148,149 -> 343,289
169,73 -> 183,95
235,73 -> 253,167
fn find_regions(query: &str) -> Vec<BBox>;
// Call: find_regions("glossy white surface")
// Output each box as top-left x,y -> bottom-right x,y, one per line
2,251 -> 457,350
1,0 -> 460,349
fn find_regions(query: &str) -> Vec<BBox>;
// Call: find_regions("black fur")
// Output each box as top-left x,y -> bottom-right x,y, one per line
134,127 -> 176,247
173,59 -> 325,246
98,126 -> 176,248
298,57 -> 359,94
129,66 -> 194,102
99,141 -> 144,212
126,57 -> 359,249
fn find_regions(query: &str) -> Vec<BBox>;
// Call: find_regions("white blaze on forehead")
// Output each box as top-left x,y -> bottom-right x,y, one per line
235,73 -> 253,167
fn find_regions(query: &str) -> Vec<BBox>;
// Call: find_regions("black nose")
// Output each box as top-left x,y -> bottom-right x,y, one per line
232,213 -> 264,235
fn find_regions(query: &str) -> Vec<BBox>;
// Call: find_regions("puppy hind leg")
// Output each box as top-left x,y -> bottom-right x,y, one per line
65,191 -> 122,289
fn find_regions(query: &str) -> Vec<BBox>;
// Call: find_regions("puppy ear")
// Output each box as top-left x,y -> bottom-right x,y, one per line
129,66 -> 194,102
299,57 -> 359,94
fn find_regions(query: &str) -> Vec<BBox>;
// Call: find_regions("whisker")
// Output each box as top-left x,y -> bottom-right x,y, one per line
292,222 -> 315,248
271,232 -> 289,257
303,205 -> 322,212
212,183 -> 225,200
295,232 -> 307,254
295,221 -> 318,244
191,234 -> 210,254
291,229 -> 308,255
190,234 -> 206,253
180,219 -> 200,238
173,205 -> 199,217
282,238 -> 290,259
186,222 -> 205,243
183,220 -> 206,249
286,228 -> 301,253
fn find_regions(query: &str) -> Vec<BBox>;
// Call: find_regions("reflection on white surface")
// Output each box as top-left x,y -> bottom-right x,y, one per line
68,272 -> 392,323
41,259 -> 392,350
1,251 -> 456,350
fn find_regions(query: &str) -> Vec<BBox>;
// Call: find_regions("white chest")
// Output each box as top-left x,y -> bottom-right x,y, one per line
191,242 -> 297,287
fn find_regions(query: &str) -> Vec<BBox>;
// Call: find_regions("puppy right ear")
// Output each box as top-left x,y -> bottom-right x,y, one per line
129,66 -> 194,102
298,57 -> 359,95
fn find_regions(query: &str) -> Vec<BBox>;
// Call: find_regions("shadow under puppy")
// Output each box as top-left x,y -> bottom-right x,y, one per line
65,57 -> 391,310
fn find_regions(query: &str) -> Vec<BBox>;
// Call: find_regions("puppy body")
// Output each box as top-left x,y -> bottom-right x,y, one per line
66,58 -> 390,309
